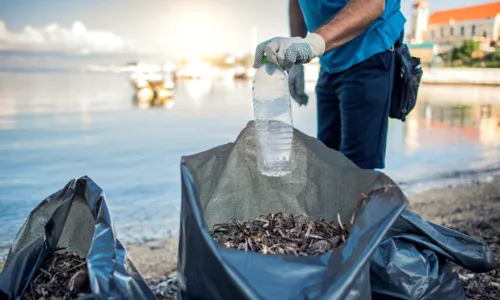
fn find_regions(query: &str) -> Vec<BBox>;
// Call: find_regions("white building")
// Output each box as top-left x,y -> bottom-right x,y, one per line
411,1 -> 500,49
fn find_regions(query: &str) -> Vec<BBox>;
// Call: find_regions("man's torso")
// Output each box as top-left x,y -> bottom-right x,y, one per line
297,0 -> 406,73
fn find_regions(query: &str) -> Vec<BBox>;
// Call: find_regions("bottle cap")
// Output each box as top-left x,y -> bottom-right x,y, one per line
263,54 -> 269,64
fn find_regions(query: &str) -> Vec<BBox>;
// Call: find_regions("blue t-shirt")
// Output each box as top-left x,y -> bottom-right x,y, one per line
297,0 -> 406,73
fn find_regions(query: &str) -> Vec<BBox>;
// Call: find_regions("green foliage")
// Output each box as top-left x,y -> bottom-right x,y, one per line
451,40 -> 480,61
447,40 -> 499,68
488,46 -> 500,61
485,60 -> 500,68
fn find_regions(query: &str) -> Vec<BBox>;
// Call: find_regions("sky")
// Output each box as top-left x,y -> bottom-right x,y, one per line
0,0 -> 499,69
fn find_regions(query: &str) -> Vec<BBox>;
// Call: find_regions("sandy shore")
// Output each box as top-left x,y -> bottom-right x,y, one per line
126,178 -> 500,283
126,238 -> 179,279
408,178 -> 500,227
409,178 -> 500,299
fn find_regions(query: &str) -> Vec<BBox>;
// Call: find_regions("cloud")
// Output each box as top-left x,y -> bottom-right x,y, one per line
0,20 -> 138,55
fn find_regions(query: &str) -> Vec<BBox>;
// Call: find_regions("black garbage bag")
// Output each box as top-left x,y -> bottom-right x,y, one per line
370,210 -> 498,300
177,121 -> 409,300
0,176 -> 155,300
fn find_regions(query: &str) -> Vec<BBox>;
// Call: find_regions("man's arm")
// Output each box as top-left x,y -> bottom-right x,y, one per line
253,0 -> 385,69
289,0 -> 307,38
316,0 -> 385,52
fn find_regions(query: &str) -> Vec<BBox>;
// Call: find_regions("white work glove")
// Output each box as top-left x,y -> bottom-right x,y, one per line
253,33 -> 326,71
288,65 -> 308,106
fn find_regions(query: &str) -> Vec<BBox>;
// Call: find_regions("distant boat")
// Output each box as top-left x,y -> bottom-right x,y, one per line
131,71 -> 175,89
233,66 -> 249,80
131,69 -> 176,107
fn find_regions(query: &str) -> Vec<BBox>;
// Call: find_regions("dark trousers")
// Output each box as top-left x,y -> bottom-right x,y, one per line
316,49 -> 395,169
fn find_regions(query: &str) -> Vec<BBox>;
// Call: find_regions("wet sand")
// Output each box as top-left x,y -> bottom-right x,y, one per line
126,238 -> 179,279
126,178 -> 500,284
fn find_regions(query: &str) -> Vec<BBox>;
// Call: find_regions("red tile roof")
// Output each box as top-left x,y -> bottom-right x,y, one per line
428,2 -> 500,25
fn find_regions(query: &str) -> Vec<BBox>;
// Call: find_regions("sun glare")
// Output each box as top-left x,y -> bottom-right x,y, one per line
163,2 -> 226,58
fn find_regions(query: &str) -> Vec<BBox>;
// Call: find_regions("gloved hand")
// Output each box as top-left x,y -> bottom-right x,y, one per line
288,65 -> 308,106
253,33 -> 325,71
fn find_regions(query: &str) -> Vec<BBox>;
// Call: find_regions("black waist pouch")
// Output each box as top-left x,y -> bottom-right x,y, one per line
390,39 -> 423,122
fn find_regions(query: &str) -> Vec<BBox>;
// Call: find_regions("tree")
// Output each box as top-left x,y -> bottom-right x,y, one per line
450,40 -> 481,66
451,40 -> 480,62
485,46 -> 500,68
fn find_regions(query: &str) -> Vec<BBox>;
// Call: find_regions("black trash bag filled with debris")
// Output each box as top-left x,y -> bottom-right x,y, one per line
177,121 -> 409,300
0,176 -> 155,300
370,209 -> 498,300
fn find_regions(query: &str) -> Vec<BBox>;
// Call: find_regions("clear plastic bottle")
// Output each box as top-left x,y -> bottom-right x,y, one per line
252,56 -> 294,177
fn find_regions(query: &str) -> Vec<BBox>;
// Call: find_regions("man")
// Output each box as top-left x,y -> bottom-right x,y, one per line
253,0 -> 405,170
